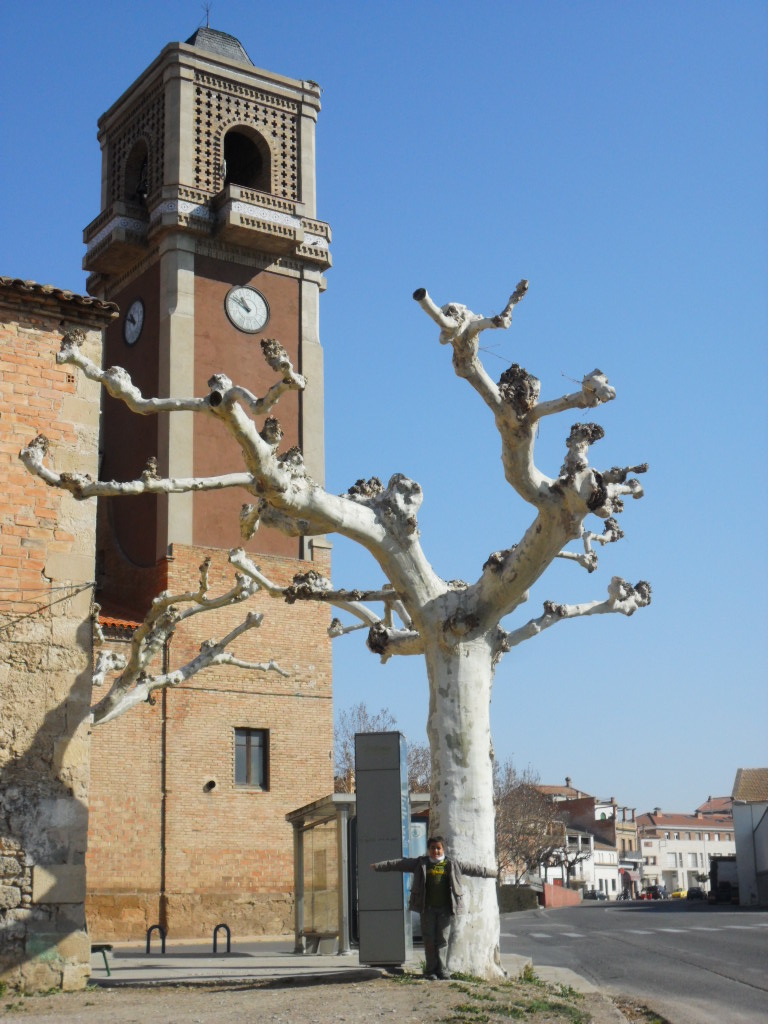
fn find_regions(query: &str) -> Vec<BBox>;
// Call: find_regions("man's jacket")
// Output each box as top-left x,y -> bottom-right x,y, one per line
372,856 -> 496,916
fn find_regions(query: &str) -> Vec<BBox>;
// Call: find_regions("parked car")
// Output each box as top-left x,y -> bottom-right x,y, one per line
670,888 -> 687,899
686,886 -> 705,900
583,889 -> 608,900
640,885 -> 668,900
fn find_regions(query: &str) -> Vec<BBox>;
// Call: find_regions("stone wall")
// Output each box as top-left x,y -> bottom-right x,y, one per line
0,280 -> 116,992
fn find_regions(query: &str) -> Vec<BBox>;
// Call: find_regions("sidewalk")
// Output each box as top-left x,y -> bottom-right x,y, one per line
87,940 -> 631,1024
89,936 -> 597,994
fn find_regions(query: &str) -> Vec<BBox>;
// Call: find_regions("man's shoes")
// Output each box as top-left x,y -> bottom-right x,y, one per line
437,971 -> 452,980
424,972 -> 438,980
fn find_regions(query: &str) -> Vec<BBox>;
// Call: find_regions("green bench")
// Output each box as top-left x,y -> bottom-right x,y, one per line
91,943 -> 113,976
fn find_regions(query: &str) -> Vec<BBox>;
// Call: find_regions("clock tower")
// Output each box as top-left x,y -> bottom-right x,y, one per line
84,27 -> 331,611
83,29 -> 335,942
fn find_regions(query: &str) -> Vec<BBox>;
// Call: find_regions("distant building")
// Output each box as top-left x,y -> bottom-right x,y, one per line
696,795 -> 733,817
636,808 -> 735,893
536,776 -> 591,802
537,781 -> 637,897
731,768 -> 768,906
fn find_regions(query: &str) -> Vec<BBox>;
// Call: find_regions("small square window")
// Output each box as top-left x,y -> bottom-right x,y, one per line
234,728 -> 269,788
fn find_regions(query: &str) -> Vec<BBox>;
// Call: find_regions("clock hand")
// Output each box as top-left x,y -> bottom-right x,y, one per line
237,296 -> 252,312
127,313 -> 136,325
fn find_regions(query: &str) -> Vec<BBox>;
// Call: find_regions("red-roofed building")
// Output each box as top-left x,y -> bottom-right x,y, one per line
695,795 -> 733,817
636,808 -> 735,894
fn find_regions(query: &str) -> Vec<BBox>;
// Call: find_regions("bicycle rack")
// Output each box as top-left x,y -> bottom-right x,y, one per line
146,923 -> 167,954
213,923 -> 231,954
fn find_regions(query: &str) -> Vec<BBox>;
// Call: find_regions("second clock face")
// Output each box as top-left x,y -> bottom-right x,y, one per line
225,286 -> 270,333
123,298 -> 144,345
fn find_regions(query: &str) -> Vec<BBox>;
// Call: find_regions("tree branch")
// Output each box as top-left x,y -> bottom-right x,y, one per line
91,558 -> 287,725
229,550 -> 420,655
412,286 -> 623,521
499,576 -> 652,653
556,517 -> 625,572
20,434 -> 253,500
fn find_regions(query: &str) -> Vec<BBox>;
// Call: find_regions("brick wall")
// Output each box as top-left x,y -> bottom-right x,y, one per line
87,543 -> 334,940
540,883 -> 581,908
0,280 -> 116,993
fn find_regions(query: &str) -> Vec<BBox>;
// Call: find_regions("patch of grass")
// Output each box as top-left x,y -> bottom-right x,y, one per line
491,1005 -> 526,1019
450,982 -> 476,997
553,983 -> 582,1000
435,972 -> 599,1024
525,996 -> 589,1023
387,972 -> 422,985
519,963 -> 544,986
448,1006 -> 491,1022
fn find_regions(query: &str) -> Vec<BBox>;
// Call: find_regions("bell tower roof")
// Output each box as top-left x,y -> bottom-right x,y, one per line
184,26 -> 254,66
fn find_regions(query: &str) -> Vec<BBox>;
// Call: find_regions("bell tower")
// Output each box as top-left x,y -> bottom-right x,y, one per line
83,29 -> 335,942
83,28 -> 331,607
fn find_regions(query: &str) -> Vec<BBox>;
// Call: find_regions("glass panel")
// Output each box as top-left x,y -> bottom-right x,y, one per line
250,732 -> 265,788
303,821 -> 338,935
235,729 -> 247,785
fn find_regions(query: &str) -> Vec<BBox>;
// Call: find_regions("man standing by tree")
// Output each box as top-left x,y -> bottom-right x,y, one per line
371,835 -> 496,980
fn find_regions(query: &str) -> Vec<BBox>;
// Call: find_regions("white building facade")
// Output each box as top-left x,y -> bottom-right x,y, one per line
732,768 -> 768,907
637,810 -> 735,893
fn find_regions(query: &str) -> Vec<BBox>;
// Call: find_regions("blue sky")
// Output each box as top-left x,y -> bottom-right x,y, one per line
2,1 -> 766,815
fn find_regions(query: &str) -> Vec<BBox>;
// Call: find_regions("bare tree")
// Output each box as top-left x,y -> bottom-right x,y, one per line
334,702 -> 431,793
494,760 -> 561,885
548,833 -> 593,887
334,702 -> 396,792
21,282 -> 649,977
406,740 -> 431,793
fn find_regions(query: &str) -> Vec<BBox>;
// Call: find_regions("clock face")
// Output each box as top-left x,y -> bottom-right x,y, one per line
225,286 -> 270,333
123,298 -> 144,345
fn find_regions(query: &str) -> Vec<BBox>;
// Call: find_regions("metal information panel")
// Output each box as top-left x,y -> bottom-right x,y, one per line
355,732 -> 411,966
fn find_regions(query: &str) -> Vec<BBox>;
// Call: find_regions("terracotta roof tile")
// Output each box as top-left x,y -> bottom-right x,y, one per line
732,767 -> 768,803
0,276 -> 118,323
695,796 -> 732,815
637,811 -> 734,830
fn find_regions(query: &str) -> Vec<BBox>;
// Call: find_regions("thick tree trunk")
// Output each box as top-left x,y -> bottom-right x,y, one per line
425,637 -> 504,980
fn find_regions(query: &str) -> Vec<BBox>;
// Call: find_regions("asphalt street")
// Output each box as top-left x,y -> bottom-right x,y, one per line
501,900 -> 768,1024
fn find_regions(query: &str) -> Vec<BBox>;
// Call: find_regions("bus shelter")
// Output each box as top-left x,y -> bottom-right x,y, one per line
286,791 -> 429,955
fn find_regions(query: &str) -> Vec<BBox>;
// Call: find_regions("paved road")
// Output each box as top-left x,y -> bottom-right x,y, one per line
500,901 -> 768,1024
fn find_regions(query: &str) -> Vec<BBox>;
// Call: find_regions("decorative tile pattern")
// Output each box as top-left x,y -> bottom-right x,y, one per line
194,72 -> 299,200
107,84 -> 165,204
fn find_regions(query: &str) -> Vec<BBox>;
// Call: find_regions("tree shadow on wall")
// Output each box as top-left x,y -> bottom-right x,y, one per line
0,616 -> 93,992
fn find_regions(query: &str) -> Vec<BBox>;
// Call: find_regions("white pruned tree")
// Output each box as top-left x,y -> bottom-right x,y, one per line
21,280 -> 649,978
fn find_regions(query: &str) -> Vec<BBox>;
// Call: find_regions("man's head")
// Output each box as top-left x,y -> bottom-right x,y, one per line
427,835 -> 445,862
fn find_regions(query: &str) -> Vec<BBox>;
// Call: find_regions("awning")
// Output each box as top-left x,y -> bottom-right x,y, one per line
620,869 -> 641,881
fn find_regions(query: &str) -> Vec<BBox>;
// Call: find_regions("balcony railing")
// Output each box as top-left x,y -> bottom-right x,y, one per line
84,187 -> 331,276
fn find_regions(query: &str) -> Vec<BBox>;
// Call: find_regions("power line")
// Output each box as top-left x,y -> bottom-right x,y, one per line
0,583 -> 95,637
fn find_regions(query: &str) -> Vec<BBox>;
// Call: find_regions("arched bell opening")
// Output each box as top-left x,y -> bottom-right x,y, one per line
124,139 -> 150,203
222,127 -> 271,192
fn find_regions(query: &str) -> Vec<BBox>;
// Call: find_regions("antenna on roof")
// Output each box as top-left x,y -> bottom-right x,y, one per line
202,1 -> 212,29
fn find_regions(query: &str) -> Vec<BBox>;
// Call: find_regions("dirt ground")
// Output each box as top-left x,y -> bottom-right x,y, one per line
0,973 -> 650,1024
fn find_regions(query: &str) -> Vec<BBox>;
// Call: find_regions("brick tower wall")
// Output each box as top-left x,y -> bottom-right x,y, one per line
86,543 -> 334,940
